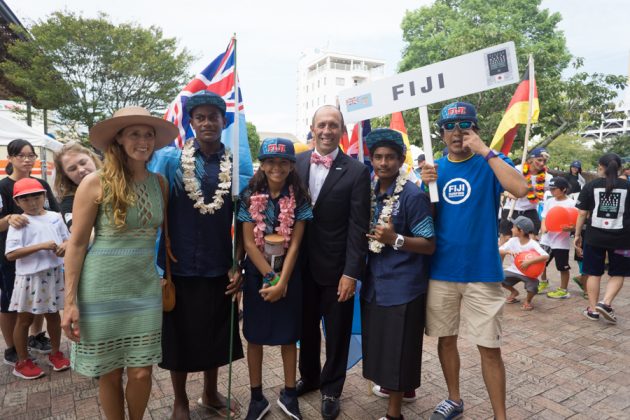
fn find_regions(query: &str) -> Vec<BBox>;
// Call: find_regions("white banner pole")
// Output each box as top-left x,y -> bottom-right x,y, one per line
418,106 -> 439,202
357,122 -> 364,163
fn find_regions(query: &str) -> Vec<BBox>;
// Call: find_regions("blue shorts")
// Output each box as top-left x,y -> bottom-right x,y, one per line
582,244 -> 630,277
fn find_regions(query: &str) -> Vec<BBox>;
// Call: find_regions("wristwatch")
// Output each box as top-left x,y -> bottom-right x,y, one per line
484,149 -> 498,161
393,234 -> 405,250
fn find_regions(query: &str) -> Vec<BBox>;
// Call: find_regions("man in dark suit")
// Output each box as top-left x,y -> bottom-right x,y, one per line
296,105 -> 370,419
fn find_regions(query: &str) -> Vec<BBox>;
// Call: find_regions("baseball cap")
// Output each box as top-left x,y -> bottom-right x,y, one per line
570,160 -> 582,169
13,178 -> 46,198
417,154 -> 426,162
529,147 -> 550,159
511,216 -> 535,234
549,177 -> 569,190
437,101 -> 478,126
258,138 -> 296,162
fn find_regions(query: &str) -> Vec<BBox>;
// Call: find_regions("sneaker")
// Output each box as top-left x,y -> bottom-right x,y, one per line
245,396 -> 270,420
595,302 -> 617,324
583,307 -> 600,321
27,332 -> 52,355
430,399 -> 464,420
277,389 -> 302,420
47,351 -> 70,372
3,346 -> 18,367
547,288 -> 570,299
13,359 -> 45,380
372,385 -> 417,402
537,281 -> 549,294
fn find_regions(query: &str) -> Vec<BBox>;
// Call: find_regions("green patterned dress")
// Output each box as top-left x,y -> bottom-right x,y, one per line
71,173 -> 163,377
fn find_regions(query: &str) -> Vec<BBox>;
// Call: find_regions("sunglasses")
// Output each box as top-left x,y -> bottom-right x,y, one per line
442,121 -> 476,131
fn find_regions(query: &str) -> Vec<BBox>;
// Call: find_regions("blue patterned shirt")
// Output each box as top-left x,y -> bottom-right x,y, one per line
362,179 -> 434,306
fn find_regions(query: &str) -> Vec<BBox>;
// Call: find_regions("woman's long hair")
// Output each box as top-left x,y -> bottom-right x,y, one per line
98,137 -> 137,229
53,142 -> 102,198
244,163 -> 310,207
598,153 -> 622,195
6,139 -> 35,177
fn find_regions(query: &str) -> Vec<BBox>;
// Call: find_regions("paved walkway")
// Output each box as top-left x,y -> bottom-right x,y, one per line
1,261 -> 629,419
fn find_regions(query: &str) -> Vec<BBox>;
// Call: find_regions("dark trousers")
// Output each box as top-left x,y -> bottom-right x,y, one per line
299,275 -> 354,397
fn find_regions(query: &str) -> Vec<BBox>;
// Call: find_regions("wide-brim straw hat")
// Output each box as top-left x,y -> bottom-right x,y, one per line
89,106 -> 179,152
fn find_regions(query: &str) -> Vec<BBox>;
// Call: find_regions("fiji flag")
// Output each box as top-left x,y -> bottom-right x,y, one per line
163,37 -> 254,192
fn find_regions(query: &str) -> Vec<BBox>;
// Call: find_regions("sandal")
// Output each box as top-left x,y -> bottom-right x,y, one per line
521,302 -> 534,311
505,297 -> 520,304
197,397 -> 240,419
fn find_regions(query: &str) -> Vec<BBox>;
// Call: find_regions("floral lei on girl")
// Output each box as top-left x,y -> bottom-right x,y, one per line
181,141 -> 232,215
248,186 -> 296,252
522,162 -> 546,203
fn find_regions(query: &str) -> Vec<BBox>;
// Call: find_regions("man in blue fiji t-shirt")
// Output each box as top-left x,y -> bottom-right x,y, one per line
421,102 -> 527,420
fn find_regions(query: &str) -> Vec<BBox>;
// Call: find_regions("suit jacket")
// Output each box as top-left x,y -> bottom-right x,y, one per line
297,149 -> 370,286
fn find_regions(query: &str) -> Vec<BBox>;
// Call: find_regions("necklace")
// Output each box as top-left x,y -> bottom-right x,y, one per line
522,163 -> 546,203
181,141 -> 232,215
369,173 -> 407,254
249,186 -> 297,251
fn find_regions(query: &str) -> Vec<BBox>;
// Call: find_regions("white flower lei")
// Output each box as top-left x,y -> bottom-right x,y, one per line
181,141 -> 232,215
369,173 -> 407,254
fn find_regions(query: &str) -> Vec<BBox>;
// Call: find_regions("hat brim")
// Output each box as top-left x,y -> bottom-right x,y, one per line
258,153 -> 296,162
14,188 -> 46,199
89,115 -> 179,152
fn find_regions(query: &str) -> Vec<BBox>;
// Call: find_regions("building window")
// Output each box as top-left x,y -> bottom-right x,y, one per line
306,85 -> 308,93
317,80 -> 320,88
323,95 -> 326,103
336,77 -> 345,86
323,77 -> 326,86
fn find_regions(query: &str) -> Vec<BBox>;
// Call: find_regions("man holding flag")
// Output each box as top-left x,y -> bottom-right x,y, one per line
149,37 -> 253,419
150,91 -> 244,419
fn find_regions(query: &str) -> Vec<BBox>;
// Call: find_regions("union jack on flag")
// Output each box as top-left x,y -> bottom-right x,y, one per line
164,38 -> 253,192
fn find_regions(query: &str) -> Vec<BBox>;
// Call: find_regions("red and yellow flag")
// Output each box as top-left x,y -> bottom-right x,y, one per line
490,67 -> 539,155
389,112 -> 414,171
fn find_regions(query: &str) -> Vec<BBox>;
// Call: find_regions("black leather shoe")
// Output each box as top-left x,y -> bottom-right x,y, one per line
321,395 -> 340,420
296,378 -> 319,396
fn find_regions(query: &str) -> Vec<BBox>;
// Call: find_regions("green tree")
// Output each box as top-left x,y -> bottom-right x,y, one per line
545,134 -> 596,171
592,134 -> 630,164
0,11 -> 193,131
246,121 -> 261,161
399,0 -> 626,156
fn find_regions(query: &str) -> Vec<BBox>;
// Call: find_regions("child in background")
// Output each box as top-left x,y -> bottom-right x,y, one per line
238,138 -> 312,420
539,177 -> 576,298
500,216 -> 549,311
5,178 -> 70,379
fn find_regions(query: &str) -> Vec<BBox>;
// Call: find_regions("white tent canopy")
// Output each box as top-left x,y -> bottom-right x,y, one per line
0,112 -> 63,151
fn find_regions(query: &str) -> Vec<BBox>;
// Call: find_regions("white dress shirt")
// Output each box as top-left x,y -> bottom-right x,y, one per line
309,148 -> 339,205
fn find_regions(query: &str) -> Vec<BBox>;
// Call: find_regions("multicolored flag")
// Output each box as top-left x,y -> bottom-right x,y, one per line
490,66 -> 540,155
164,38 -> 253,192
389,112 -> 416,176
347,120 -> 371,159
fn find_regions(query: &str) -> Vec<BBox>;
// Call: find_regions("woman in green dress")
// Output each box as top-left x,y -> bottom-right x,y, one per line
62,107 -> 178,420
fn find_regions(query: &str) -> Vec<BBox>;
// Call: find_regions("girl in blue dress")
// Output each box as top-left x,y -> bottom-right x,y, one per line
237,138 -> 312,420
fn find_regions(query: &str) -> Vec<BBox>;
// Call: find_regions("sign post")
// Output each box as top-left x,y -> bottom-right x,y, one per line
338,41 -> 520,202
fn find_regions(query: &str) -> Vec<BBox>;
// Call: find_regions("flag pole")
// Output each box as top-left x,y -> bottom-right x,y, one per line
507,54 -> 535,219
227,33 -> 238,420
357,122 -> 364,163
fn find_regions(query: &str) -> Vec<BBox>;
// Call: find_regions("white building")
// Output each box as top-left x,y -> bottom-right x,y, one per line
296,49 -> 385,139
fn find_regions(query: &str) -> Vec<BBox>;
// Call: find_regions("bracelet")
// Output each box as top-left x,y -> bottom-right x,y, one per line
263,271 -> 276,285
269,275 -> 280,286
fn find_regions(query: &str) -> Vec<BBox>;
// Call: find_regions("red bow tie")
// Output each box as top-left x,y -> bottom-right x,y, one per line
311,153 -> 333,169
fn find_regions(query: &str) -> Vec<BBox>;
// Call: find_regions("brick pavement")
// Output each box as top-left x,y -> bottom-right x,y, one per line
1,260 -> 629,419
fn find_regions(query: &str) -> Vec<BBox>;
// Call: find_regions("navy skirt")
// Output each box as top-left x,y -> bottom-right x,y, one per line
242,258 -> 302,345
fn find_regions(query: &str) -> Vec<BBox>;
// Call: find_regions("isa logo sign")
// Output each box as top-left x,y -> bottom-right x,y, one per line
345,93 -> 372,112
442,178 -> 471,205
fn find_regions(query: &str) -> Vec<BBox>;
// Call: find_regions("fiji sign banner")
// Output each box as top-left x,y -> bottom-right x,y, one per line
338,42 -> 519,123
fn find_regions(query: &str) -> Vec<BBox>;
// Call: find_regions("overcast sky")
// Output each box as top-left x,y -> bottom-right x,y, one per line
6,0 -> 630,136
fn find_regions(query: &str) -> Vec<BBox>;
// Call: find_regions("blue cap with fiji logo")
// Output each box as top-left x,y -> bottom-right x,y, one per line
437,101 -> 478,126
258,138 -> 296,162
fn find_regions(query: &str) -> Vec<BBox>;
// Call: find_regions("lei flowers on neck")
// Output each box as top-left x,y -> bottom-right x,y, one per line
249,186 -> 296,252
522,162 -> 546,203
